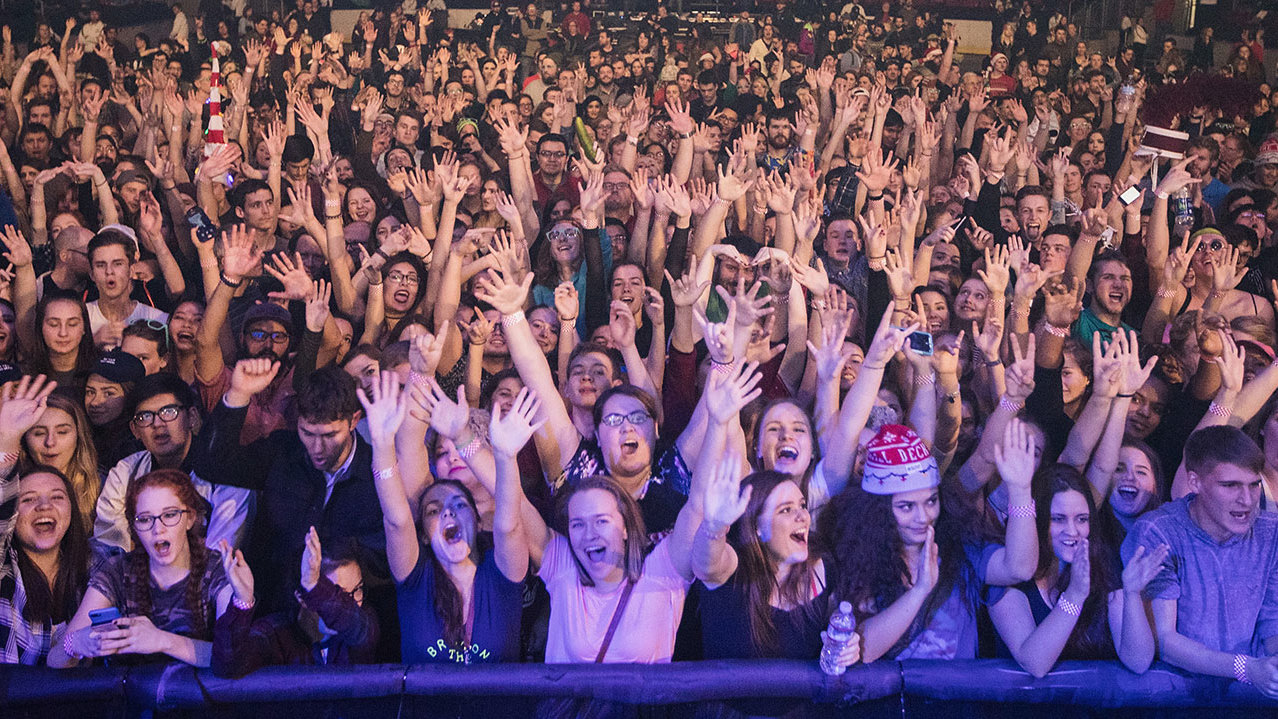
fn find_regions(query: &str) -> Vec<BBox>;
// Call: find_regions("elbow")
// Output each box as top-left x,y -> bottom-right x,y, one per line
1120,653 -> 1155,675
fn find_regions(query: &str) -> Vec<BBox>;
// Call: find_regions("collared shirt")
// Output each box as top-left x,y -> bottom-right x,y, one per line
323,441 -> 359,507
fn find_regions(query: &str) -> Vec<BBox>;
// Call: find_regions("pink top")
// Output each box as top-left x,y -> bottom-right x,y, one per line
539,534 -> 691,663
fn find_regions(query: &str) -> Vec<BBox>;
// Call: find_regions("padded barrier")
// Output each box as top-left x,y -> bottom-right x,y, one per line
2,660 -> 1277,710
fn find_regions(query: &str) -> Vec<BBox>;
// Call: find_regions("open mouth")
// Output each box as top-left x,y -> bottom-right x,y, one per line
393,290 -> 412,304
620,439 -> 640,455
584,545 -> 606,563
153,539 -> 172,557
1108,293 -> 1125,303
1115,486 -> 1139,501
174,330 -> 195,344
790,529 -> 808,545
1230,510 -> 1251,522
32,516 -> 57,534
776,445 -> 799,462
1060,538 -> 1079,548
442,521 -> 462,543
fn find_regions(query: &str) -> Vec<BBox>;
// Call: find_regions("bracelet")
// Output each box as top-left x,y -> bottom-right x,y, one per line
220,273 -> 242,288
325,213 -> 342,220
1156,287 -> 1179,299
866,192 -> 884,201
62,628 -> 84,659
1056,596 -> 1082,618
1007,501 -> 1037,519
985,359 -> 1003,368
374,247 -> 390,260
559,315 -> 578,324
626,135 -> 640,145
373,466 -> 398,482
408,371 -> 431,390
914,373 -> 936,387
1116,392 -> 1135,398
1155,191 -> 1169,200
698,520 -> 731,541
1235,654 -> 1252,684
1208,402 -> 1232,419
232,594 -> 256,611
456,431 -> 484,461
862,363 -> 886,370
1043,323 -> 1070,338
0,451 -> 18,465
999,396 -> 1025,413
501,311 -> 526,328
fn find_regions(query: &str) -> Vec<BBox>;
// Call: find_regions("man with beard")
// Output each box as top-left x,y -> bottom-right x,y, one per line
532,134 -> 579,211
195,361 -> 390,625
601,166 -> 635,227
93,372 -> 255,555
1074,250 -> 1135,345
759,108 -> 797,173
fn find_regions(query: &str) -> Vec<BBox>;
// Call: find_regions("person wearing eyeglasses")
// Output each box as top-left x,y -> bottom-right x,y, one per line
531,134 -> 580,212
93,374 -> 254,558
51,469 -> 235,668
211,528 -> 378,677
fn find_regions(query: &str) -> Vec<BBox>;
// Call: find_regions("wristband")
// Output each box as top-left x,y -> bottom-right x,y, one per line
232,594 -> 256,611
1156,287 -> 1179,299
374,247 -> 390,260
866,192 -> 884,201
698,520 -> 730,541
1043,323 -> 1070,338
1116,392 -> 1135,398
1056,596 -> 1082,618
62,628 -> 84,659
1208,401 -> 1232,419
1155,191 -> 1169,200
1007,501 -> 1037,519
559,315 -> 578,324
501,311 -> 526,328
914,373 -> 936,387
862,363 -> 886,371
0,451 -> 18,465
408,371 -> 431,390
985,359 -> 1003,368
220,273 -> 243,288
1235,654 -> 1252,684
626,135 -> 639,145
325,213 -> 342,220
373,466 -> 398,482
999,396 -> 1025,413
456,431 -> 484,461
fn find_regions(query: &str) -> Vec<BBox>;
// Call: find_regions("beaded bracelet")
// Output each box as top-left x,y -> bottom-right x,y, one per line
62,629 -> 83,659
501,311 -> 526,328
998,396 -> 1025,413
1208,402 -> 1232,419
456,432 -> 485,461
232,594 -> 256,611
1056,596 -> 1082,618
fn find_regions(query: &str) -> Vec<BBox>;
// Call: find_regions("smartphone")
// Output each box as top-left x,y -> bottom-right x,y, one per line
907,330 -> 934,356
1119,186 -> 1142,206
185,206 -> 218,244
89,607 -> 122,626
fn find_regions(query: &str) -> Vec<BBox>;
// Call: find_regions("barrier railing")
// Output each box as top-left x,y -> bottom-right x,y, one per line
2,660 -> 1275,712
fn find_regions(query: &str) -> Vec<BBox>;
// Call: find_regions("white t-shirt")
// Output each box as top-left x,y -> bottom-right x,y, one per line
87,301 -> 168,344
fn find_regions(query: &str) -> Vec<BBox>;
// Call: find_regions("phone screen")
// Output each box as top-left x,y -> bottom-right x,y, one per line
907,331 -> 934,356
1119,186 -> 1141,206
89,607 -> 122,626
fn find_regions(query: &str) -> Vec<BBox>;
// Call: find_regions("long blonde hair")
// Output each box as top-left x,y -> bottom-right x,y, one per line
22,392 -> 101,529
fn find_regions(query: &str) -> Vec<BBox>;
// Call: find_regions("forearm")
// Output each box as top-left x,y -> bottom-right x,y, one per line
1059,394 -> 1115,470
860,588 -> 929,662
1115,591 -> 1156,673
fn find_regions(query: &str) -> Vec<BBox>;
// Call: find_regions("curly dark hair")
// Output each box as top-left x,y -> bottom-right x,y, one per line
122,469 -> 214,640
817,479 -> 982,658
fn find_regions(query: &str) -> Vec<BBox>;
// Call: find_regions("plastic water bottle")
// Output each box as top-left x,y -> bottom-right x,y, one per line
820,601 -> 857,676
1170,187 -> 1194,237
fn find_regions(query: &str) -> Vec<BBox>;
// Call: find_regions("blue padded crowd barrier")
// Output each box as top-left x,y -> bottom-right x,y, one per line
3,660 -> 1278,711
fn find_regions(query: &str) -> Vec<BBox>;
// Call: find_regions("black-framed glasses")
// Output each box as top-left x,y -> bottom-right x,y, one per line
247,329 -> 291,343
601,411 -> 652,427
386,271 -> 420,285
133,508 -> 189,531
344,582 -> 365,603
131,404 -> 184,427
538,150 -> 568,159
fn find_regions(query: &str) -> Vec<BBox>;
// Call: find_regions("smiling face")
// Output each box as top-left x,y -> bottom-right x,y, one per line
1091,259 -> 1132,317
24,407 -> 78,472
757,402 -> 813,476
1110,445 -> 1158,518
420,482 -> 478,566
1048,488 -> 1090,564
1018,194 -> 1051,241
382,261 -> 421,313
596,393 -> 656,478
16,471 -> 72,555
168,301 -> 204,354
567,488 -> 628,585
548,221 -> 582,265
892,487 -> 941,548
610,264 -> 645,314
133,485 -> 195,566
757,480 -> 810,566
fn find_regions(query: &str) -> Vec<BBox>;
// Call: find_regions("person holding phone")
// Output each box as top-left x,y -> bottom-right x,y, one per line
50,468 -> 234,667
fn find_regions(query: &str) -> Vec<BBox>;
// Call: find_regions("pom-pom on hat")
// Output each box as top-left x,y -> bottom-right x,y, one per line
861,424 -> 940,495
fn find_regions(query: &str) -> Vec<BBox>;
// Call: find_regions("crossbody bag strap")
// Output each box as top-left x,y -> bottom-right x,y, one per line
594,579 -> 636,663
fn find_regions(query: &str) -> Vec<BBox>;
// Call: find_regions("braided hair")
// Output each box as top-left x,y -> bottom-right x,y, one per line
122,469 -> 214,640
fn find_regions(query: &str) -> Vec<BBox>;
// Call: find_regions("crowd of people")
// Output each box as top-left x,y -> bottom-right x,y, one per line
0,0 -> 1276,712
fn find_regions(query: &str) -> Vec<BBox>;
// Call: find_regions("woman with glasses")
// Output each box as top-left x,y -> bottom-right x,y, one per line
0,376 -> 93,666
50,469 -> 233,668
530,173 -> 613,336
364,253 -> 429,349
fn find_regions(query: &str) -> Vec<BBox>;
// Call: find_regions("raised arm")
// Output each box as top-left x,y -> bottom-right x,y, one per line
357,370 -> 419,583
983,418 -> 1040,585
488,389 -> 545,576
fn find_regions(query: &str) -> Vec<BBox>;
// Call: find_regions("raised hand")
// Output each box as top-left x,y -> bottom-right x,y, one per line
408,323 -> 448,377
704,360 -> 763,423
1061,538 -> 1091,605
229,358 -> 281,403
1122,543 -> 1170,594
1117,330 -> 1158,396
1214,331 -> 1246,395
977,245 -> 1011,296
218,539 -> 255,606
1091,330 -> 1124,398
418,378 -> 471,442
0,374 -> 57,448
265,252 -> 314,300
305,280 -> 332,333
909,527 -> 940,595
489,387 -> 545,458
864,305 -> 918,370
994,417 -> 1038,490
355,368 -> 409,447
1,225 -> 33,268
665,256 -> 708,308
702,457 -> 752,528
790,256 -> 829,298
219,225 -> 263,283
473,264 -> 533,316
1042,277 -> 1084,329
299,526 -> 322,592
1163,234 -> 1200,291
807,310 -> 853,384
1004,334 -> 1037,401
